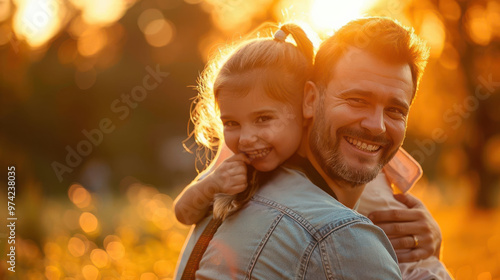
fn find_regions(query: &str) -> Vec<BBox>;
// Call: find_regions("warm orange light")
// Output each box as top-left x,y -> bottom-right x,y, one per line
13,0 -> 63,47
140,272 -> 159,280
70,0 -> 128,26
0,0 -> 11,21
45,265 -> 61,280
79,212 -> 99,233
309,0 -> 377,35
82,264 -> 100,280
90,248 -> 110,268
137,9 -> 164,33
144,19 -> 175,48
68,236 -> 86,257
58,39 -> 78,64
466,5 -> 492,46
116,226 -> 139,245
77,28 -> 108,57
439,43 -> 460,70
419,12 -> 445,58
44,242 -> 62,261
106,241 -> 125,260
477,271 -> 493,280
274,0 -> 379,38
483,135 -> 500,173
68,184 -> 92,208
153,260 -> 174,278
166,231 -> 187,252
184,0 -> 203,4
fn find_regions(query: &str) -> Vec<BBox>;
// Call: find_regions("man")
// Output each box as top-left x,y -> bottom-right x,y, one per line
176,17 -> 447,279
303,17 -> 450,279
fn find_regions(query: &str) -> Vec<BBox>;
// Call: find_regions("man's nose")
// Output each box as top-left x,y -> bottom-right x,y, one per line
360,107 -> 386,136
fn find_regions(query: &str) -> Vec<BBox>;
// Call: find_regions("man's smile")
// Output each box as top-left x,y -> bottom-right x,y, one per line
344,136 -> 383,153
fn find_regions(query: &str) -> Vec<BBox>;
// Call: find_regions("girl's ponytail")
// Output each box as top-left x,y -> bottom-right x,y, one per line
278,23 -> 314,66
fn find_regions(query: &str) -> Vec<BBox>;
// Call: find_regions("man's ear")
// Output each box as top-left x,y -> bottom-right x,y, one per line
303,81 -> 319,119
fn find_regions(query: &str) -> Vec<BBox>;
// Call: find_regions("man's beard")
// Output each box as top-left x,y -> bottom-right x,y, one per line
309,100 -> 398,187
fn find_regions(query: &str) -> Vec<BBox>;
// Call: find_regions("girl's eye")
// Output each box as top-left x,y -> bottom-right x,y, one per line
256,115 -> 273,123
223,121 -> 239,127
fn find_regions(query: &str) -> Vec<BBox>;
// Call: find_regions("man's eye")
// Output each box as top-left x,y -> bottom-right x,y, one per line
387,108 -> 407,118
347,98 -> 367,105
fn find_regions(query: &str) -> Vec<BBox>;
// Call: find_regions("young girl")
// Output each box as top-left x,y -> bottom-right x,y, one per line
174,23 -> 314,225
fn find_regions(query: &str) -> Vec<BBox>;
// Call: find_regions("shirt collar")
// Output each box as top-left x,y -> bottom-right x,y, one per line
382,148 -> 423,193
283,154 -> 338,200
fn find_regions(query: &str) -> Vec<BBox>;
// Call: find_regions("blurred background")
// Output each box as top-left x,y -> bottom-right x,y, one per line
0,0 -> 499,279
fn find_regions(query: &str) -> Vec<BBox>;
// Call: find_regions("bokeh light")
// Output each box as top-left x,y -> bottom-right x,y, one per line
90,248 -> 110,268
153,259 -> 175,278
82,264 -> 100,280
466,5 -> 492,46
106,241 -> 126,260
79,212 -> 99,233
13,0 -> 63,47
67,236 -> 87,257
68,184 -> 93,208
143,19 -> 175,47
419,11 -> 446,58
140,272 -> 159,280
137,9 -> 165,32
77,28 -> 108,57
70,0 -> 128,26
45,265 -> 62,280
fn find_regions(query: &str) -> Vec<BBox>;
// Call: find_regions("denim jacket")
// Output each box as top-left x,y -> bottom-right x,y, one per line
175,166 -> 402,279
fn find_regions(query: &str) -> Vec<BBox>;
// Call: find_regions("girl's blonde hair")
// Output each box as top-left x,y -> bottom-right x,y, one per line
187,22 -> 314,220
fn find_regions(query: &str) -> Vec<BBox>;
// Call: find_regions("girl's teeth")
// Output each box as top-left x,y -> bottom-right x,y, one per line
246,148 -> 271,159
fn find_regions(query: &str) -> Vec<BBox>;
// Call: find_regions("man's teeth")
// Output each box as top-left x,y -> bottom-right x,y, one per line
245,148 -> 271,160
345,137 -> 381,152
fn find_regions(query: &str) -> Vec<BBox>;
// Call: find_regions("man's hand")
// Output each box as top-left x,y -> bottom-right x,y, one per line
210,153 -> 249,195
368,193 -> 442,263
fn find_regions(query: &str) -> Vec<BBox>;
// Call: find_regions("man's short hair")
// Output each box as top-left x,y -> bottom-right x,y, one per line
312,17 -> 430,101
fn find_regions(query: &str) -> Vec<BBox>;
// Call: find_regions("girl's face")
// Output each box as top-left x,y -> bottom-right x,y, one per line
218,86 -> 303,172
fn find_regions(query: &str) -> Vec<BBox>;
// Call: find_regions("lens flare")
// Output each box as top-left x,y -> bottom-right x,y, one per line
13,0 -> 63,47
309,0 -> 377,34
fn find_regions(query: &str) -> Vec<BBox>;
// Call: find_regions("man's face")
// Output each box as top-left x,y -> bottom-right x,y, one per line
309,47 -> 413,186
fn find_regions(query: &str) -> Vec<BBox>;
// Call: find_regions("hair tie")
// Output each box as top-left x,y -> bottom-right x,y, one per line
274,29 -> 288,42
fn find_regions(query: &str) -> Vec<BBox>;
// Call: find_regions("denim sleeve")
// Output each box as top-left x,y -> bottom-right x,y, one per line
309,221 -> 402,280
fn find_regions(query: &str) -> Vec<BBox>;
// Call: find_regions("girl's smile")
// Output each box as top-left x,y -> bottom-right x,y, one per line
218,82 -> 303,172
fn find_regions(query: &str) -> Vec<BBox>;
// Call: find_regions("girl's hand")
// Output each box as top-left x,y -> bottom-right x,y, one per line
210,153 -> 250,195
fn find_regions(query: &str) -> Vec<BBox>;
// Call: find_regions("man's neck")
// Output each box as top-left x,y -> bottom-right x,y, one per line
301,144 -> 366,209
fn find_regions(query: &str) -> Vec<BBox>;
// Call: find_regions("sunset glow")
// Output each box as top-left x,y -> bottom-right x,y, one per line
309,0 -> 378,34
13,0 -> 62,47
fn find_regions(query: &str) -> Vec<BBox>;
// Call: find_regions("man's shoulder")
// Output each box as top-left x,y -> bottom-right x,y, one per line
251,167 -> 371,236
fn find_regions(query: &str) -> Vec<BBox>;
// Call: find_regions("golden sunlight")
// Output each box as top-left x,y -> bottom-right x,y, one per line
275,0 -> 380,37
13,0 -> 63,47
309,0 -> 378,35
70,0 -> 128,26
